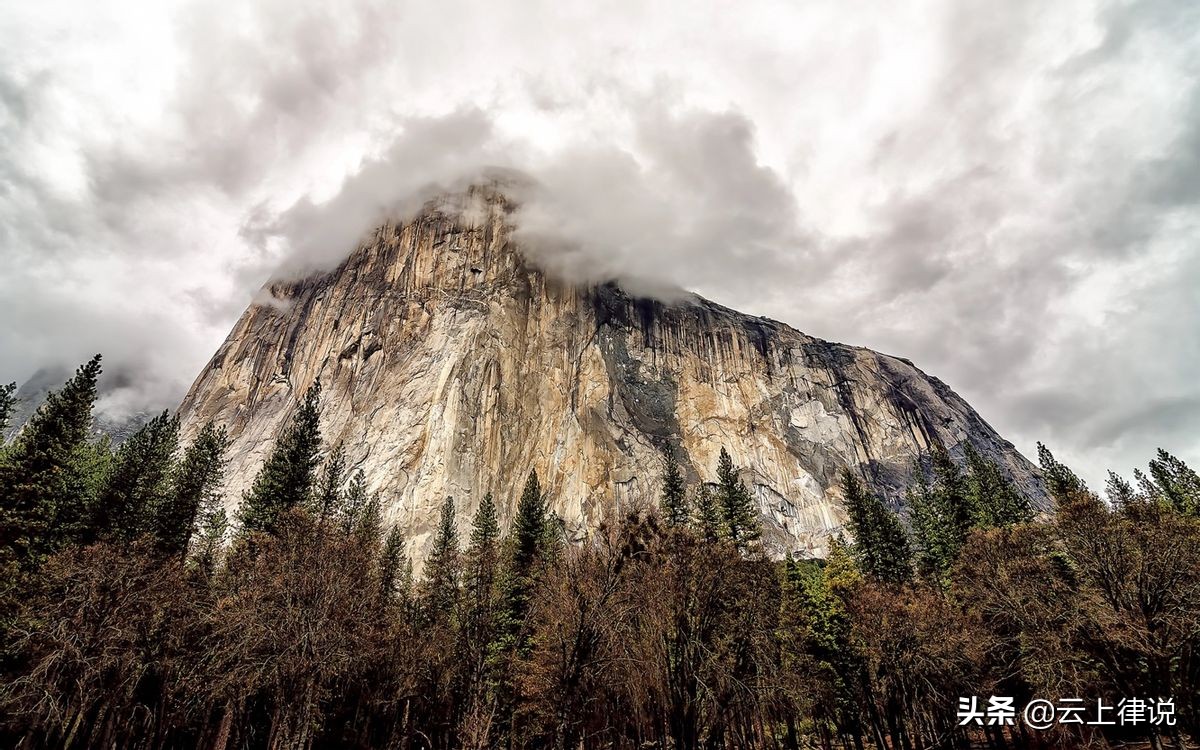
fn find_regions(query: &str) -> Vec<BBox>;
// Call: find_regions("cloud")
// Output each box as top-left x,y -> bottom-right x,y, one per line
249,107 -> 507,277
0,0 -> 1198,488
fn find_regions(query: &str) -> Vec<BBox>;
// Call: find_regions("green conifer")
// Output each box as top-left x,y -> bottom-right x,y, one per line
469,492 -> 500,554
840,469 -> 911,584
154,421 -> 228,559
492,470 -> 548,661
465,492 -> 501,614
379,525 -> 407,604
92,410 -> 180,544
238,381 -> 323,535
356,490 -> 384,548
339,469 -> 369,535
191,505 -> 229,579
0,381 -> 16,437
510,470 -> 546,576
692,484 -> 721,542
659,443 -> 689,526
1105,470 -> 1138,508
908,472 -> 951,582
1037,442 -> 1087,502
0,355 -> 102,575
930,445 -> 974,536
964,443 -> 1031,527
422,496 -> 461,616
715,448 -> 760,550
1146,449 -> 1200,515
313,442 -> 346,525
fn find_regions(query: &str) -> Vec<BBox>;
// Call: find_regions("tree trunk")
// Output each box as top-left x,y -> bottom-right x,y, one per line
211,702 -> 234,750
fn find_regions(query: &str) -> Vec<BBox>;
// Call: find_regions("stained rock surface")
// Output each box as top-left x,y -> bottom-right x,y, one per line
178,191 -> 1044,560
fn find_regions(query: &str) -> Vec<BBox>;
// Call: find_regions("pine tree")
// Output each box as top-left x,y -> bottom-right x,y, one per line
1105,471 -> 1138,508
715,448 -> 760,550
539,509 -> 564,566
1146,449 -> 1200,516
692,484 -> 721,542
964,443 -> 1031,527
784,537 -> 863,739
57,437 -> 113,546
660,443 -> 688,526
313,442 -> 347,526
1134,468 -> 1159,504
1037,442 -> 1087,503
422,496 -> 461,617
908,473 -> 952,582
492,470 -> 548,664
510,470 -> 546,576
91,411 -> 180,544
469,492 -> 500,554
930,445 -> 975,536
379,526 -> 407,605
840,469 -> 911,584
464,493 -> 500,620
0,355 -> 102,576
339,469 -> 369,535
191,505 -> 229,579
239,381 -> 323,535
0,381 -> 16,437
911,451 -> 975,583
356,490 -> 383,548
154,421 -> 228,559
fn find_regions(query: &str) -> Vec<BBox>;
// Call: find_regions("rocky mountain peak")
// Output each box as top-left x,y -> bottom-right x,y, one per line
178,189 -> 1044,561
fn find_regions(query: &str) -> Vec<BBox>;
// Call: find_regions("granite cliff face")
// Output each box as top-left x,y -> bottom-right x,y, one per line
178,191 -> 1044,560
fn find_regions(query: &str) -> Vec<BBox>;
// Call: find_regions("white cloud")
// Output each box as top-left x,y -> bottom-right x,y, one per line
0,0 -> 1197,487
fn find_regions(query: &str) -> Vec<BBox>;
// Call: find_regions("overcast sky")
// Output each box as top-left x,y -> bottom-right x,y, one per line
1,0 -> 1197,488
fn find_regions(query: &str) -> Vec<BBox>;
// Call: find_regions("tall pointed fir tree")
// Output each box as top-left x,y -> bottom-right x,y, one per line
692,484 -> 721,542
715,448 -> 760,550
1146,449 -> 1200,515
153,421 -> 228,559
238,381 -> 323,535
1037,442 -> 1087,503
908,469 -> 953,582
840,469 -> 912,584
963,443 -> 1031,528
339,469 -> 369,535
462,493 -> 502,698
356,490 -> 384,548
0,355 -> 102,582
660,443 -> 689,526
1105,471 -> 1138,508
510,470 -> 546,577
493,470 -> 548,657
91,410 -> 180,544
313,442 -> 347,526
466,492 -> 500,597
0,381 -> 16,438
910,449 -> 977,583
469,493 -> 500,557
422,496 -> 461,618
460,492 -> 494,614
379,526 -> 408,605
191,505 -> 229,579
930,445 -> 975,537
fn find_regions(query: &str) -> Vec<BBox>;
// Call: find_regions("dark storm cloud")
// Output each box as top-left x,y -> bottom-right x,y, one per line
0,0 -> 1197,485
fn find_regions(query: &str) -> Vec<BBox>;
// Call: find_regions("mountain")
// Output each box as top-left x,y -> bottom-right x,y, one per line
178,188 -> 1045,559
5,365 -> 152,445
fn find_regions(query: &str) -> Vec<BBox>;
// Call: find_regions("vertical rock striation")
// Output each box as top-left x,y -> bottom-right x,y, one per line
178,189 -> 1045,560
